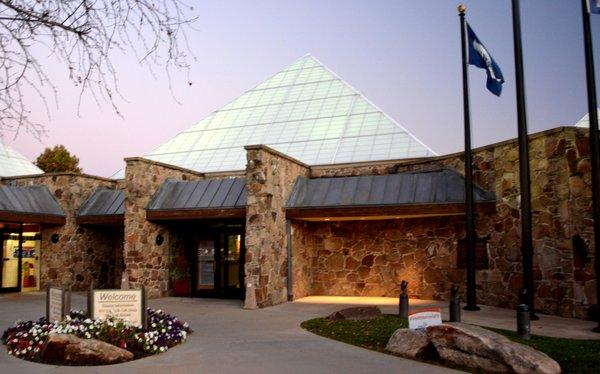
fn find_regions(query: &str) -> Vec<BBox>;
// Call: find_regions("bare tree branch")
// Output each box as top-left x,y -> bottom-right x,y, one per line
0,0 -> 197,139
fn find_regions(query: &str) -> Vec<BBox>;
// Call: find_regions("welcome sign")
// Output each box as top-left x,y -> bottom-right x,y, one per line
408,308 -> 442,330
90,289 -> 145,326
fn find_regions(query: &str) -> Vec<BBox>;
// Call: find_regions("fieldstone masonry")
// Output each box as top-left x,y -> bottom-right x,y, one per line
123,158 -> 203,298
244,145 -> 310,308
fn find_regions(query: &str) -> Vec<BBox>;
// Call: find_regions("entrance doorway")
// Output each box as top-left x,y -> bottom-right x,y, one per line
0,223 -> 41,293
194,224 -> 245,299
169,222 -> 245,299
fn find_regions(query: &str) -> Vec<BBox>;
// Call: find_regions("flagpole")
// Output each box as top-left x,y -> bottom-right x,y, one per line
458,4 -> 479,311
580,0 -> 600,333
511,0 -> 537,320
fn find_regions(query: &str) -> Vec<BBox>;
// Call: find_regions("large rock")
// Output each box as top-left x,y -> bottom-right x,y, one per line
426,323 -> 561,374
386,328 -> 430,359
327,306 -> 382,321
42,334 -> 134,365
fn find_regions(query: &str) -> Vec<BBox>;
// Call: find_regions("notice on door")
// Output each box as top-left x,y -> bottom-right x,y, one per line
92,289 -> 144,325
47,287 -> 64,322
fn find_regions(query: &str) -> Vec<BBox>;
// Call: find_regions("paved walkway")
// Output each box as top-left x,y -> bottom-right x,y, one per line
0,293 -> 455,374
1,293 -> 598,373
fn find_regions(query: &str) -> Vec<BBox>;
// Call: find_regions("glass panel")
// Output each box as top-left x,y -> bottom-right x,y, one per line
2,232 -> 19,288
21,225 -> 40,292
225,234 -> 241,289
0,142 -> 42,177
196,239 -> 214,290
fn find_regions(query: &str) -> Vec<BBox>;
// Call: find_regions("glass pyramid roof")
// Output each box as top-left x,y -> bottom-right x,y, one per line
115,55 -> 435,177
0,141 -> 43,177
575,109 -> 600,128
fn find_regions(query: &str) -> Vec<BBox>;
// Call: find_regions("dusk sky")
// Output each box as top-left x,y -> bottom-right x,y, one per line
4,0 -> 600,177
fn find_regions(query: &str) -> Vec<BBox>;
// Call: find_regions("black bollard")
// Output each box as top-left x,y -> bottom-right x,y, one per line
517,303 -> 531,340
399,280 -> 409,319
449,285 -> 461,322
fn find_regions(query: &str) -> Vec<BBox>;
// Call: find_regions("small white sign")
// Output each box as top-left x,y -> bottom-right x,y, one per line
408,308 -> 443,330
48,287 -> 64,322
92,289 -> 143,325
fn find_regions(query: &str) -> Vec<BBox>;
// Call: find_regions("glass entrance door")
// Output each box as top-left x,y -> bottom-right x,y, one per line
1,225 -> 21,292
192,224 -> 245,299
0,224 -> 41,293
218,229 -> 244,298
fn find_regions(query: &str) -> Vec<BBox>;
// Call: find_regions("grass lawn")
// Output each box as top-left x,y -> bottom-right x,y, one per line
301,315 -> 600,373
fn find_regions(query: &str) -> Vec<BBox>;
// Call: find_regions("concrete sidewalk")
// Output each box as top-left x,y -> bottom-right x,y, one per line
1,293 -> 597,373
0,293 -> 456,374
296,296 -> 600,340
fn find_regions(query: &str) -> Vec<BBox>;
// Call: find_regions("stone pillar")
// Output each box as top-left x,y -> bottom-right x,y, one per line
123,158 -> 202,298
244,145 -> 310,308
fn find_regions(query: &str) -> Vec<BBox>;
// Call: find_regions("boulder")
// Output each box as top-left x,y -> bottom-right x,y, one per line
327,306 -> 382,321
386,328 -> 430,359
42,334 -> 134,365
426,323 -> 561,374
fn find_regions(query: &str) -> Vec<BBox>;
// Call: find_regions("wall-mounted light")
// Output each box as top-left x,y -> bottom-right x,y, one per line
51,233 -> 60,244
155,234 -> 164,246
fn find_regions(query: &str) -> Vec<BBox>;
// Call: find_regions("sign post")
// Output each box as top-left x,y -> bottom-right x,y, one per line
46,284 -> 70,322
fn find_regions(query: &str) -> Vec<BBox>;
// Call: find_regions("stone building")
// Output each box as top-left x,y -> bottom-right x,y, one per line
0,56 -> 595,319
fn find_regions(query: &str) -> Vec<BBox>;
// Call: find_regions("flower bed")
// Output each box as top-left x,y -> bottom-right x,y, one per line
1,308 -> 192,363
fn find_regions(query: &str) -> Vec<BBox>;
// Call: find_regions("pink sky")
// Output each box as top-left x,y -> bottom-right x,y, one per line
4,1 -> 595,177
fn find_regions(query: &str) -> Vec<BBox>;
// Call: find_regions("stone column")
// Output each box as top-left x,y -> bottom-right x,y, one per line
244,145 -> 310,308
123,158 -> 202,298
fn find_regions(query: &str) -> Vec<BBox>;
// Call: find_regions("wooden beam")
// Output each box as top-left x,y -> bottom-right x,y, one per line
76,214 -> 124,226
0,211 -> 66,225
146,208 -> 246,221
285,201 -> 496,220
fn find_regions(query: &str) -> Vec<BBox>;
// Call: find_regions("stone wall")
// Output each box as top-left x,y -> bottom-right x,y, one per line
244,145 -> 310,308
1,173 -> 123,290
123,158 -> 203,298
292,218 -> 467,300
296,127 -> 594,318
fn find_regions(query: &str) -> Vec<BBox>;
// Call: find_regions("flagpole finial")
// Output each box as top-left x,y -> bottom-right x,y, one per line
458,4 -> 466,14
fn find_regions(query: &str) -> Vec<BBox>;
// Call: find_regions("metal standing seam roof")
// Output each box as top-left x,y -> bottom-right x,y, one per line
77,189 -> 125,218
286,168 -> 495,210
110,54 -> 436,179
0,184 -> 65,223
147,178 -> 247,212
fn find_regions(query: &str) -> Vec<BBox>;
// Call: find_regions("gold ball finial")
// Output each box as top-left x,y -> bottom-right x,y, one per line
458,4 -> 466,14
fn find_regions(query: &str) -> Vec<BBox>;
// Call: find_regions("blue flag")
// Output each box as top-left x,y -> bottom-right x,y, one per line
467,23 -> 505,96
590,0 -> 600,14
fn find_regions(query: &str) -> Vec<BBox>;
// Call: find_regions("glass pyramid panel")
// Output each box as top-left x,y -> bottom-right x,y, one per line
142,54 -> 436,174
0,141 -> 43,177
575,109 -> 600,128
